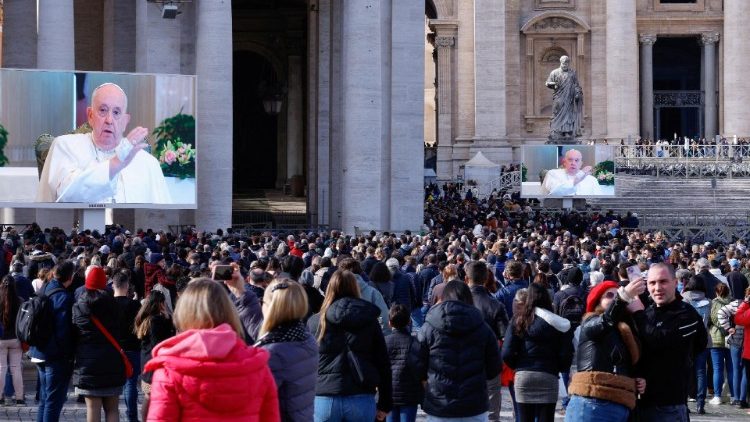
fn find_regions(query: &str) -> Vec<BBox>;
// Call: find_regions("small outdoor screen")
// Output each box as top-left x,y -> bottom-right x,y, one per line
521,144 -> 616,198
0,68 -> 196,209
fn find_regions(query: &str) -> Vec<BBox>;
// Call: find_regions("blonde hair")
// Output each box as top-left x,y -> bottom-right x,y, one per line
260,279 -> 309,337
317,270 -> 360,342
172,278 -> 245,340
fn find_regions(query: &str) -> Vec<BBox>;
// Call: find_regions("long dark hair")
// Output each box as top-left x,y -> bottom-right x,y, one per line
441,280 -> 473,305
0,276 -> 20,331
134,290 -> 167,339
513,283 -> 553,336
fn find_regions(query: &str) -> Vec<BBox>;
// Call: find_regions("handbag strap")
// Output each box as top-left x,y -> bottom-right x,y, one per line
91,315 -> 132,373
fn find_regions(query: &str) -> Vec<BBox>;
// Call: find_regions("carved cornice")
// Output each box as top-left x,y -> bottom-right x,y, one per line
639,34 -> 657,46
435,35 -> 456,48
700,32 -> 720,45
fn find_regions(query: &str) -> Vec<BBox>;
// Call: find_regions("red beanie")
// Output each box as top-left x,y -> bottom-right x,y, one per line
85,266 -> 107,291
586,281 -> 620,313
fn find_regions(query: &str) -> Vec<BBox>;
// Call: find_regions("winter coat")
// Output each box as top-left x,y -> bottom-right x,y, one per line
575,296 -> 638,377
734,301 -> 750,360
385,328 -> 424,407
145,323 -> 279,421
470,285 -> 508,340
418,265 -> 440,303
355,275 -> 390,335
694,269 -> 722,300
232,287 -> 264,344
140,314 -> 176,384
28,280 -> 74,362
113,296 -> 141,352
419,300 -> 501,418
495,279 -> 530,320
726,270 -> 749,301
307,297 -> 393,412
72,290 -> 126,390
718,299 -> 744,348
502,307 -> 574,376
632,295 -> 708,407
257,322 -> 318,422
709,296 -> 731,348
391,271 -> 416,311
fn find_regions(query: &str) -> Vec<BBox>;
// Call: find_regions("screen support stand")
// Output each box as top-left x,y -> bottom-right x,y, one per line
81,209 -> 106,233
561,198 -> 573,210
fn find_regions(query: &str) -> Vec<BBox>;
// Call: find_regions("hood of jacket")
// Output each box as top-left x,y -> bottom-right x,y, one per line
425,300 -> 484,336
144,323 -> 271,414
325,297 -> 380,330
29,251 -> 55,262
533,307 -> 571,333
685,291 -> 710,308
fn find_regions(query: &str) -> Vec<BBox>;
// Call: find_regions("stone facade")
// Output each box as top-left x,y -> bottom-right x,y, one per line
430,0 -> 735,180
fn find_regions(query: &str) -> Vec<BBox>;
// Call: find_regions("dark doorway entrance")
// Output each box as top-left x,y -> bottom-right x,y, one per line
233,51 -> 279,190
653,37 -> 702,140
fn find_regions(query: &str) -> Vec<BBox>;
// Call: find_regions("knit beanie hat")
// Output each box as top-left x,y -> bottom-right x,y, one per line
586,281 -> 620,313
85,266 -> 107,291
149,253 -> 164,265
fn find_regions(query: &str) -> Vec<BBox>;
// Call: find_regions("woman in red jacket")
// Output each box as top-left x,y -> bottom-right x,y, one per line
144,278 -> 280,421
734,287 -> 750,415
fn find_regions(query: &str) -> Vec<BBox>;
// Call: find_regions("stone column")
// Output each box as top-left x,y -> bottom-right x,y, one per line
135,0 -> 180,73
639,34 -> 656,139
286,54 -> 304,180
605,0 -> 639,140
35,0 -> 75,230
724,0 -> 750,137
432,23 -> 457,181
701,32 -> 719,142
37,0 -> 75,70
473,0 -> 505,141
389,0 -> 424,231
103,0 -> 136,72
339,0 -> 384,232
195,0 -> 233,231
2,0 -> 37,68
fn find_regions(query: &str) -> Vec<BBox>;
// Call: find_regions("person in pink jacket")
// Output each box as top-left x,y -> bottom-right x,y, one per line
144,278 -> 280,421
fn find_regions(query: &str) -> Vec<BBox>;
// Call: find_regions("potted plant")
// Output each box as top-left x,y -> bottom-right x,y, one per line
0,124 -> 8,167
152,113 -> 196,179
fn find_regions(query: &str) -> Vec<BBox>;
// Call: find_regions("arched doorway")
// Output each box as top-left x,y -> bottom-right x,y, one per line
233,51 -> 280,190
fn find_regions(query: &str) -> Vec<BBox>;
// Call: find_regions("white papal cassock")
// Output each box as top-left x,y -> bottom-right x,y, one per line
541,168 -> 602,196
36,133 -> 172,204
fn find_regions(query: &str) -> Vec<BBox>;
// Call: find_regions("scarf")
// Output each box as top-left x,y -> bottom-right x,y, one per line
255,320 -> 308,347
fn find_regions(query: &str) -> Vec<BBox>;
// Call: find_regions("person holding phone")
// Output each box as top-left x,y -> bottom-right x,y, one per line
211,262 -> 263,344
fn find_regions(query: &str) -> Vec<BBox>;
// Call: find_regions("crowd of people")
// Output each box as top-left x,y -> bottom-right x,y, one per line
0,185 -> 749,421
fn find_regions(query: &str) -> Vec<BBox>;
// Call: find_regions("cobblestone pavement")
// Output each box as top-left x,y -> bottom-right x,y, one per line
1,360 -> 748,421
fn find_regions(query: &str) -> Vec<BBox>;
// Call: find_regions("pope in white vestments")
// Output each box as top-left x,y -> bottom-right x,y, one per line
541,149 -> 602,196
36,83 -> 172,204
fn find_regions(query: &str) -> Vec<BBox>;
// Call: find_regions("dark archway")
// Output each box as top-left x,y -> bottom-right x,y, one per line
233,51 -> 279,190
653,37 -> 702,139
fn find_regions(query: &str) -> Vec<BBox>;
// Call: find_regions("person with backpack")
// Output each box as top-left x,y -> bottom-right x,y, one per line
28,261 -> 76,422
385,304 -> 424,422
72,266 -> 127,422
683,275 -> 711,414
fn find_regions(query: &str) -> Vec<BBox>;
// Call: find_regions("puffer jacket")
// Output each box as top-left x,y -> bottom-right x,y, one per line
419,300 -> 501,418
145,323 -> 280,421
257,322 -> 318,422
718,299 -> 744,348
502,307 -> 574,375
734,301 -> 750,360
72,290 -> 126,390
354,275 -> 390,335
307,297 -> 392,412
709,296 -> 732,348
385,328 -> 424,407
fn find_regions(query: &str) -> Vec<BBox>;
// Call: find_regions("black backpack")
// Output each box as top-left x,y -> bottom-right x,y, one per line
557,292 -> 585,326
16,288 -> 64,347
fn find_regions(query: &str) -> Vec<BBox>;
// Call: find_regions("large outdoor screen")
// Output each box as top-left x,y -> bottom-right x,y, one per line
521,144 -> 616,198
0,69 -> 196,209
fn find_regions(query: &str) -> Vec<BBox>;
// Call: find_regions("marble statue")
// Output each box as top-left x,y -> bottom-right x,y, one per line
546,56 -> 583,144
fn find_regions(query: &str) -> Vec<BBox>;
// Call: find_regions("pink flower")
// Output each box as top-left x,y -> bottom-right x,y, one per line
164,150 -> 177,165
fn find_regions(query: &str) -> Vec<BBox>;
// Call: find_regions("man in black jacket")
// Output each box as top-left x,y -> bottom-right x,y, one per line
466,261 -> 506,422
693,258 -> 722,300
631,262 -> 708,421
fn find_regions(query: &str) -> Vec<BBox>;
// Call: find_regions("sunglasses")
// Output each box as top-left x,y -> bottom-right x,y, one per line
602,291 -> 617,300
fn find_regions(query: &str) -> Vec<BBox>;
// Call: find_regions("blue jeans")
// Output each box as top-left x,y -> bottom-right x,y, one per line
426,413 -> 488,422
3,367 -> 12,398
411,307 -> 424,331
387,405 -> 417,422
36,360 -> 72,422
314,394 -> 376,422
560,371 -> 571,407
694,349 -> 708,407
124,350 -> 141,422
710,348 -> 733,398
637,404 -> 689,422
731,344 -> 748,402
565,396 -> 629,422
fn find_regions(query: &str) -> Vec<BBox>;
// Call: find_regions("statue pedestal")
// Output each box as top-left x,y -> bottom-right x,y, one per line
546,133 -> 581,145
